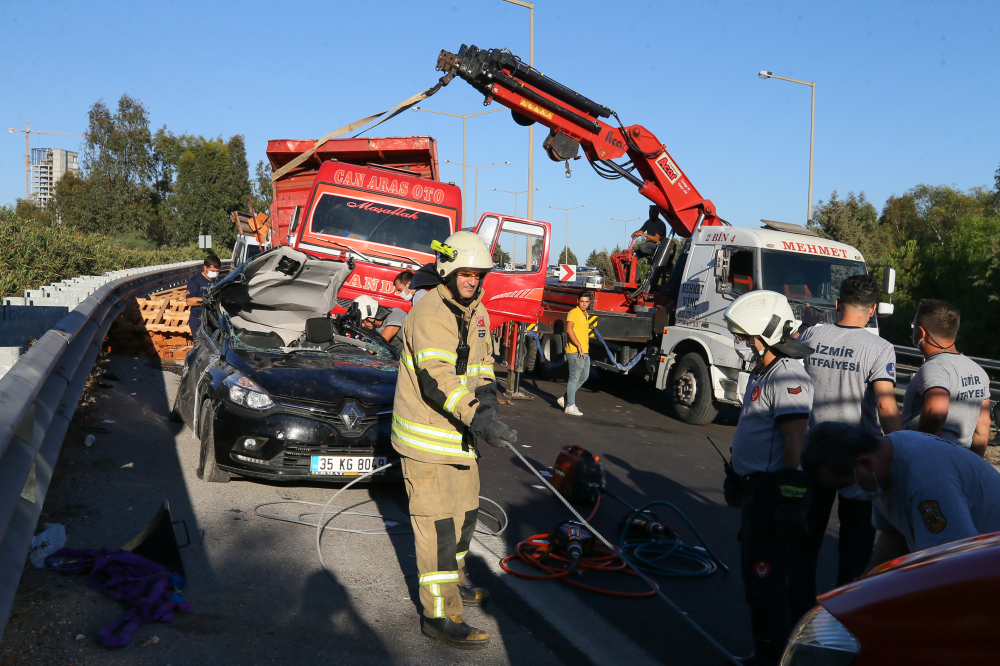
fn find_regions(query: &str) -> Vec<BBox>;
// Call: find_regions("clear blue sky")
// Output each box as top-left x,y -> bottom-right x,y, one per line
3,0 -> 998,262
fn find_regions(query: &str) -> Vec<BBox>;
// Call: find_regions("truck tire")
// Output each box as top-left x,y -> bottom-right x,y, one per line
669,353 -> 718,426
198,401 -> 231,483
524,334 -> 538,373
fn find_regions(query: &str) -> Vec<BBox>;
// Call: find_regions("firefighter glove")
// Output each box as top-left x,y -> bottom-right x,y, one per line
474,382 -> 500,413
470,406 -> 517,448
772,468 -> 810,540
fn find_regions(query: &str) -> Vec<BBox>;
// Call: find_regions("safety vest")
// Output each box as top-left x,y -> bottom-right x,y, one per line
391,283 -> 495,464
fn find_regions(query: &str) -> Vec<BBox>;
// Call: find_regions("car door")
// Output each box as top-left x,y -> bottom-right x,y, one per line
473,213 -> 551,329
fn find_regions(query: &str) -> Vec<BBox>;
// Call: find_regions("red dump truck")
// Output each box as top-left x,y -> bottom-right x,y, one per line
264,135 -> 552,343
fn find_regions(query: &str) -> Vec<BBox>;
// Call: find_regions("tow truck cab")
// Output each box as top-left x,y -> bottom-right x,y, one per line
266,137 -> 550,329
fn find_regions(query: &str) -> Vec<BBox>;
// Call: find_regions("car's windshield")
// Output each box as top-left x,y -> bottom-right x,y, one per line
760,249 -> 866,308
310,192 -> 451,255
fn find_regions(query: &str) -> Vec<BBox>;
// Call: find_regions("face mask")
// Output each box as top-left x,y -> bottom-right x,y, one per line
207,271 -> 219,279
854,467 -> 884,501
734,340 -> 757,368
399,291 -> 413,302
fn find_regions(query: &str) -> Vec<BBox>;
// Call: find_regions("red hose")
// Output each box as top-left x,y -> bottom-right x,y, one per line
499,495 -> 658,598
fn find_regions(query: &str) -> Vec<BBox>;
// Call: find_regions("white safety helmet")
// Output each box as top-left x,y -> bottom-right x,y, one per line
724,290 -> 813,358
434,230 -> 493,279
353,295 -> 379,320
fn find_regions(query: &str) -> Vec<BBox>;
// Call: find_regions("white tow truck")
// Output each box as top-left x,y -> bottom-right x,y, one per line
532,220 -> 896,425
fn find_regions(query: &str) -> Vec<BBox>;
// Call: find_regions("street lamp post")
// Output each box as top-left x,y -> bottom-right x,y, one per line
502,0 -> 535,218
548,204 -> 585,265
413,107 -> 503,226
758,70 -> 816,223
444,160 -> 509,224
611,217 -> 639,250
492,187 -> 540,217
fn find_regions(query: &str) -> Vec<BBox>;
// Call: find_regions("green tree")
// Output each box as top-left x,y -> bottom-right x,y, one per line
252,159 -> 274,214
492,245 -> 511,266
14,198 -> 57,227
809,190 -> 892,264
557,247 -> 577,265
52,94 -> 163,240
586,248 -> 615,282
158,133 -> 252,250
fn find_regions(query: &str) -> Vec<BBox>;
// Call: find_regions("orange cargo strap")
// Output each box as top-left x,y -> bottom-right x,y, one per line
270,73 -> 455,182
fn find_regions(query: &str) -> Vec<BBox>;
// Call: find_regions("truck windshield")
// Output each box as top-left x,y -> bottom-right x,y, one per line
310,193 -> 451,254
760,249 -> 866,308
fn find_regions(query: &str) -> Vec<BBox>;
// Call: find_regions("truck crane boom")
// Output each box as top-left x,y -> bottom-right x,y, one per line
435,44 -> 723,237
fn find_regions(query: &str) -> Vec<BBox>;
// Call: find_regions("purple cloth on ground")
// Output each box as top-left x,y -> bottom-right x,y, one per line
45,547 -> 190,648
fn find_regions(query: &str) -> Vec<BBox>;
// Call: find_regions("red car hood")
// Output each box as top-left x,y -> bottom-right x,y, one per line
817,532 -> 1000,665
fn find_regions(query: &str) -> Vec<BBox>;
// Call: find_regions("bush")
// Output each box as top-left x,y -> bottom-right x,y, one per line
0,206 -> 205,298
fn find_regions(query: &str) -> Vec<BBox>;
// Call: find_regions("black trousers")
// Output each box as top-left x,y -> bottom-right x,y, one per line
635,241 -> 658,259
739,473 -> 807,661
788,480 -> 875,621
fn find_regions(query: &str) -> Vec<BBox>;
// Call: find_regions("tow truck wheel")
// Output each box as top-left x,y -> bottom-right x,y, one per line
198,401 -> 231,483
524,334 -> 538,372
669,353 -> 718,426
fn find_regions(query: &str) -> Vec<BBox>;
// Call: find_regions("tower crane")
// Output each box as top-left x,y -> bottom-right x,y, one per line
8,122 -> 85,201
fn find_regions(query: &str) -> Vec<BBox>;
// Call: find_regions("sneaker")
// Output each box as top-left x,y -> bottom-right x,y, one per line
422,615 -> 491,650
564,404 -> 583,416
557,396 -> 565,408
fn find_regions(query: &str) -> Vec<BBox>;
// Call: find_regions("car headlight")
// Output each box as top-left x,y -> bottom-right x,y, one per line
224,374 -> 274,410
781,605 -> 859,666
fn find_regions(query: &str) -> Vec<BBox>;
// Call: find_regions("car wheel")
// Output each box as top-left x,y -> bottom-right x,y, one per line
198,401 -> 230,483
669,353 -> 718,426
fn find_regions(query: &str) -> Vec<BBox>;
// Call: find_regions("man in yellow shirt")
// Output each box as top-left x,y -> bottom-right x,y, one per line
558,291 -> 592,416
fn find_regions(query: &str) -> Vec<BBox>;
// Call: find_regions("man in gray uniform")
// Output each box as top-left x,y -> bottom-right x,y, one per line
803,423 -> 1000,568
724,291 -> 815,666
902,299 -> 991,456
789,275 -> 901,619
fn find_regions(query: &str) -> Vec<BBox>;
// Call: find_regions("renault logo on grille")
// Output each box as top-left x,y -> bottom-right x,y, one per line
340,403 -> 363,430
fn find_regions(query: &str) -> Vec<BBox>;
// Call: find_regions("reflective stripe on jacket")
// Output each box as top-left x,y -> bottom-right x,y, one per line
391,283 -> 495,464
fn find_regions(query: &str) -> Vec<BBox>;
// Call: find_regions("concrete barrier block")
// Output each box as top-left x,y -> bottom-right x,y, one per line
0,347 -> 21,379
0,305 -> 71,346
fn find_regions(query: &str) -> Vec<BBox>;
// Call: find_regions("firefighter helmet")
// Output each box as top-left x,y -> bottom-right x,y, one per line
352,295 -> 379,320
723,290 -> 813,358
434,231 -> 494,279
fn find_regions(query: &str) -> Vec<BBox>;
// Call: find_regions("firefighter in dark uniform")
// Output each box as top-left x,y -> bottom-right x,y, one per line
724,290 -> 815,666
185,254 -> 221,337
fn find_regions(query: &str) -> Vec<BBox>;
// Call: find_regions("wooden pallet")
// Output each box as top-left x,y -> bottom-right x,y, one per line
107,286 -> 194,359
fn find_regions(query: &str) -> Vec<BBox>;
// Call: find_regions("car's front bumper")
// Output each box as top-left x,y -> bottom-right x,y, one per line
212,397 -> 401,482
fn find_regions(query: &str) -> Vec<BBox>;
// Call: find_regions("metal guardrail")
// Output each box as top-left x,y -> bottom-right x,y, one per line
892,345 -> 1000,405
0,260 -> 204,641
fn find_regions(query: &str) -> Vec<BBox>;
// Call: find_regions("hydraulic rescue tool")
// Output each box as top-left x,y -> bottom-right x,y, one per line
502,446 -> 728,593
552,445 -> 606,503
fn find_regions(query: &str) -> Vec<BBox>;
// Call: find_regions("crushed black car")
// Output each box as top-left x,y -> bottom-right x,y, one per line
171,246 -> 402,483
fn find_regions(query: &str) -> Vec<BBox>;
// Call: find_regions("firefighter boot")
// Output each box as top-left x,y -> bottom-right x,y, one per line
422,615 -> 491,650
459,583 -> 490,606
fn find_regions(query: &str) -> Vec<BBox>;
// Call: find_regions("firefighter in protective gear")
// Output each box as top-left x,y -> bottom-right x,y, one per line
392,230 -> 517,650
724,291 -> 814,666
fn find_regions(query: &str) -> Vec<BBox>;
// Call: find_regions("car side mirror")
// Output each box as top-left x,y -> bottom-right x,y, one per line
714,247 -> 732,295
882,267 -> 896,295
287,205 -> 302,245
877,302 -> 894,317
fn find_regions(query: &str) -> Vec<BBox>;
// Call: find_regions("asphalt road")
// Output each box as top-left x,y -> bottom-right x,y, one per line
3,355 -> 847,666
